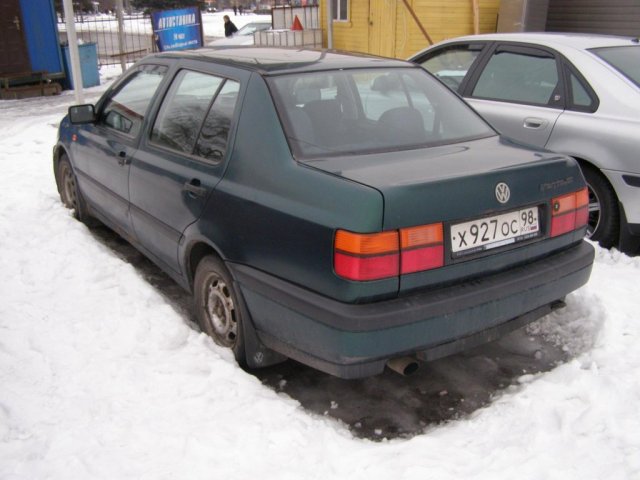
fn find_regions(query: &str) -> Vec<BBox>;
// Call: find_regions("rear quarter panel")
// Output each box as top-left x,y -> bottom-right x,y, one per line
187,73 -> 395,303
546,48 -> 640,175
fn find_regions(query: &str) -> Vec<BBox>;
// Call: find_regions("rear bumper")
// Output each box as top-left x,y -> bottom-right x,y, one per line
230,241 -> 594,378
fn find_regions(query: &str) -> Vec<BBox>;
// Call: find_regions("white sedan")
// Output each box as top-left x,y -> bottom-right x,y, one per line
208,21 -> 272,47
411,33 -> 640,255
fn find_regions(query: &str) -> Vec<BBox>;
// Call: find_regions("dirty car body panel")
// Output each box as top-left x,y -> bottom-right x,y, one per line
54,47 -> 594,378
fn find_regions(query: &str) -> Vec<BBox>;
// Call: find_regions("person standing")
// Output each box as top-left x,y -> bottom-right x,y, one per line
224,15 -> 238,37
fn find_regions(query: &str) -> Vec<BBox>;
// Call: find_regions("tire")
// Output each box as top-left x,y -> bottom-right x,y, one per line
582,165 -> 619,248
194,255 -> 247,366
56,154 -> 94,225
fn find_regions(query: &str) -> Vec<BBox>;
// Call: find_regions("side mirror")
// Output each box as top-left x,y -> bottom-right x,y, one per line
69,104 -> 96,124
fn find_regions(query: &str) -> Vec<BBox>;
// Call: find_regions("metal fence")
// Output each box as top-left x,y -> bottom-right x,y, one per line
57,14 -> 154,67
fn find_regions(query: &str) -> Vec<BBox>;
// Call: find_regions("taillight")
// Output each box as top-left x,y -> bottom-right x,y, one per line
575,188 -> 589,228
550,188 -> 589,237
400,223 -> 444,274
334,223 -> 444,281
334,230 -> 399,281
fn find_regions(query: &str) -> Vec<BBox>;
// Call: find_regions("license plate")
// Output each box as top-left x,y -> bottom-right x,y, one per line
451,206 -> 540,256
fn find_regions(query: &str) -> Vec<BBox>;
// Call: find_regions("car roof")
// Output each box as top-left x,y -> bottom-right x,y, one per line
432,32 -> 639,51
145,47 -> 413,75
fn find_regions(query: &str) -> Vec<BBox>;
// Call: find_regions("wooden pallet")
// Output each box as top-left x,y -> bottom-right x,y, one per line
0,71 -> 62,99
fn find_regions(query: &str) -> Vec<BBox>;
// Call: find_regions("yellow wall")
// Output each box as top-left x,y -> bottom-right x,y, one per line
321,1 -> 369,54
320,0 -> 500,59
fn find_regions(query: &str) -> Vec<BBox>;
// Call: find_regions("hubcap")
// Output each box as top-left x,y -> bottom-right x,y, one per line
62,165 -> 77,210
204,276 -> 237,347
587,184 -> 601,238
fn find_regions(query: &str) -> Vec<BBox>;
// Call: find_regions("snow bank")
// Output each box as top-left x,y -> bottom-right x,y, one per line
1,83 -> 639,479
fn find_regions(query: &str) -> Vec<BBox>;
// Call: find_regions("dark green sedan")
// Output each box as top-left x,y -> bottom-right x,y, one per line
54,48 -> 594,378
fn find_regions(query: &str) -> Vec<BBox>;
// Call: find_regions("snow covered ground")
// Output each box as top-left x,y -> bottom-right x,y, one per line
1,73 -> 639,479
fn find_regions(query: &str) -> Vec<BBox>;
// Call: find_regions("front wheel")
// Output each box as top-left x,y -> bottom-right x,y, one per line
194,255 -> 247,366
582,166 -> 619,248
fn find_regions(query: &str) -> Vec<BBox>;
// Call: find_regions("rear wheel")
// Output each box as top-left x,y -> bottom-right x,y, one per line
582,165 -> 619,248
56,154 -> 94,225
194,255 -> 247,366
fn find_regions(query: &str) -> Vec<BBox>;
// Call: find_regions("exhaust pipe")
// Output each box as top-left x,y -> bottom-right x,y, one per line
387,356 -> 420,376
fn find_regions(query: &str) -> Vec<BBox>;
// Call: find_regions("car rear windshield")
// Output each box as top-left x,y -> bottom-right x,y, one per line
267,67 -> 495,158
590,45 -> 640,88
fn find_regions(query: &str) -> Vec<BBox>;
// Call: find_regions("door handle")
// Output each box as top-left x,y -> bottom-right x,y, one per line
183,180 -> 207,198
117,150 -> 130,165
523,117 -> 548,129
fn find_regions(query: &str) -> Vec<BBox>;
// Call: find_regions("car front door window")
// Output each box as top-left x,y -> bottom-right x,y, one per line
100,65 -> 167,137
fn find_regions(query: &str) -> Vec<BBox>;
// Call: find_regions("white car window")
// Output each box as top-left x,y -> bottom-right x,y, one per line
591,45 -> 640,88
420,46 -> 482,92
472,50 -> 559,106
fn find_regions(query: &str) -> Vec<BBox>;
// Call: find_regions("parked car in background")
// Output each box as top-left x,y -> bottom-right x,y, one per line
411,33 -> 640,255
54,47 -> 593,378
208,21 -> 272,46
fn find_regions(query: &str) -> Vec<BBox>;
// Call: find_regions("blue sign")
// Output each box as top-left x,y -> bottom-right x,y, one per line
151,7 -> 203,52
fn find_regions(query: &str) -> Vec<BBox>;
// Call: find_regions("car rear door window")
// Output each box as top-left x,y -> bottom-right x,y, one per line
151,70 -> 223,154
195,80 -> 240,161
472,48 -> 560,106
100,65 -> 167,137
151,70 -> 239,161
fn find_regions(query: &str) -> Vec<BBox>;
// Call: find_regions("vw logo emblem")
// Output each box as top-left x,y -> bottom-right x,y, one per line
495,182 -> 510,204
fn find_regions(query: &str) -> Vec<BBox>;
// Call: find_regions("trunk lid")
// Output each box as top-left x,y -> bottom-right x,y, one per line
306,136 -> 583,230
307,135 -> 587,295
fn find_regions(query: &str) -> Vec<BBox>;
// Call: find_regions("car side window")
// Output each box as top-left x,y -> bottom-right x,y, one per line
565,65 -> 597,112
570,73 -> 591,107
194,80 -> 240,161
150,70 -> 239,161
419,45 -> 483,92
472,49 -> 560,106
150,70 -> 224,154
100,65 -> 167,137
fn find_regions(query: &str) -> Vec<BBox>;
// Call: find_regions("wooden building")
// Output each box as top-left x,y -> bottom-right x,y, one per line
319,0 -> 501,59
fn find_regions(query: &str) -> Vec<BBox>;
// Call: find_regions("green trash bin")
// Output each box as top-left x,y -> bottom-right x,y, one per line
61,43 -> 100,89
